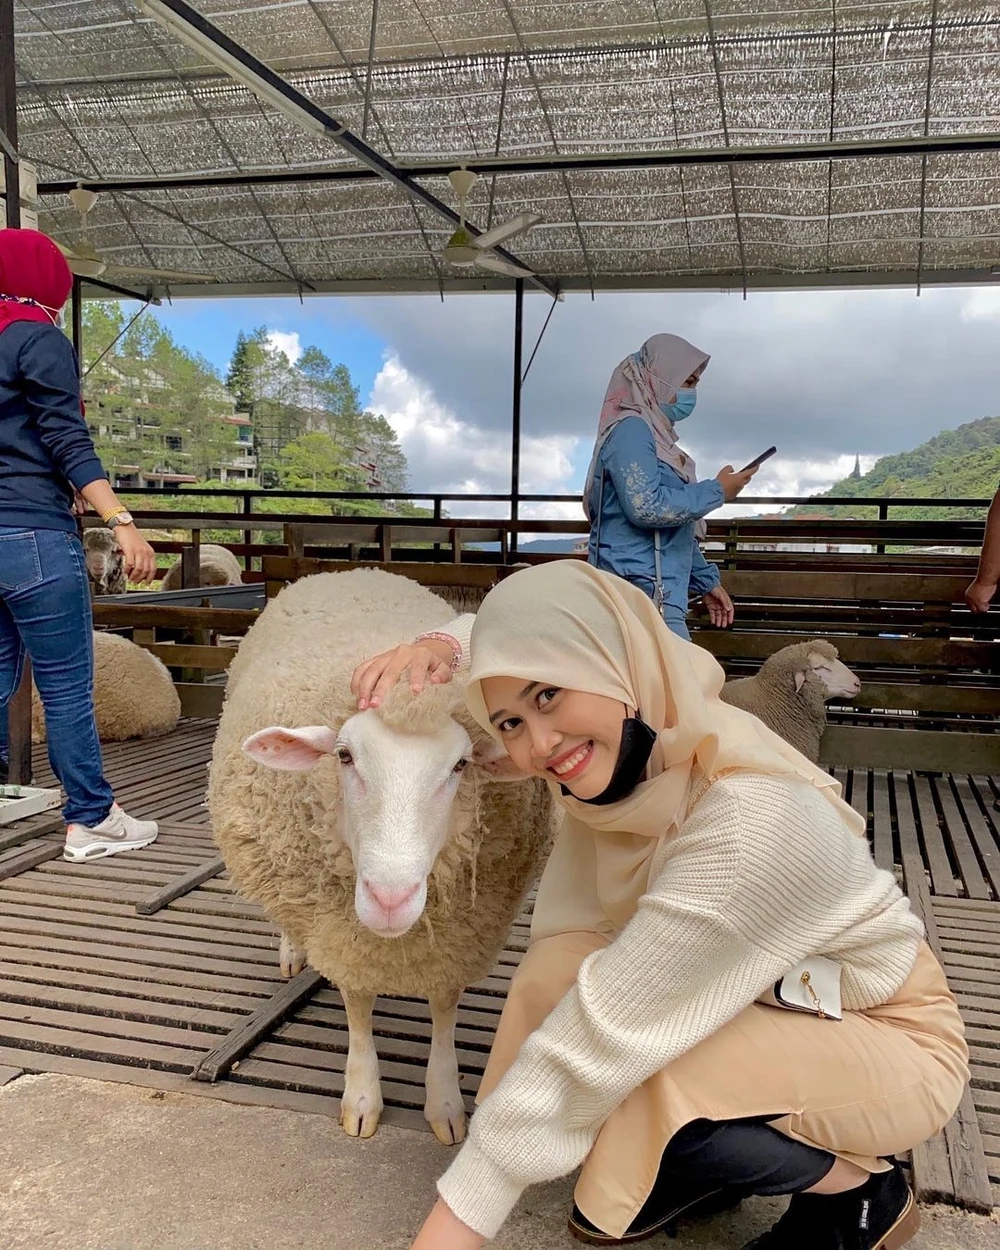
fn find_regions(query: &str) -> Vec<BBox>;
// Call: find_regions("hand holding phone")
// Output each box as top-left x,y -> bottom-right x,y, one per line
738,445 -> 777,475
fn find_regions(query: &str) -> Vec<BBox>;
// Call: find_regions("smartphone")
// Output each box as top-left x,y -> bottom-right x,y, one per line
738,445 -> 777,474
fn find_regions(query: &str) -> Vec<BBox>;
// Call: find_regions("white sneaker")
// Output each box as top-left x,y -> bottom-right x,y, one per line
64,803 -> 159,862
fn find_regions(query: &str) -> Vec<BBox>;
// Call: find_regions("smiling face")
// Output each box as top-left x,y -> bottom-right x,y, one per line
480,676 -> 628,800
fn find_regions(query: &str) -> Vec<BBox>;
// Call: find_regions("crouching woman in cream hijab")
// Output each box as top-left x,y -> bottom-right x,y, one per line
351,562 -> 967,1250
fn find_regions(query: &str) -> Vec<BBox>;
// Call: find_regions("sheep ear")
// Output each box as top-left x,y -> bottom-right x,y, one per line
794,671 -> 807,693
471,737 -> 533,782
243,725 -> 339,771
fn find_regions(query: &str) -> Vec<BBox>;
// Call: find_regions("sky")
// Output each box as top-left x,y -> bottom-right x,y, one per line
149,283 -> 1000,523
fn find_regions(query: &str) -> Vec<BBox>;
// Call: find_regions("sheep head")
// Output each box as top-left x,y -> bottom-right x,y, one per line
82,528 -> 124,596
760,639 -> 861,701
797,640 -> 861,700
242,676 -> 527,940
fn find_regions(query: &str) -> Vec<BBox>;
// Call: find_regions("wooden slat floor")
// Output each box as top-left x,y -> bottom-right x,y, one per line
0,724 -> 996,1207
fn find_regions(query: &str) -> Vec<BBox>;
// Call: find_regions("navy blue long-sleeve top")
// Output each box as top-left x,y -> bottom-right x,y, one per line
0,321 -> 107,532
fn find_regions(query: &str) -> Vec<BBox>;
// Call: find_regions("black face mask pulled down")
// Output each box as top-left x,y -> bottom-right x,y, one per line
560,714 -> 658,806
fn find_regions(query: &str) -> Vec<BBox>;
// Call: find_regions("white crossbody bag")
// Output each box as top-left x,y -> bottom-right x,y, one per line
759,956 -> 843,1021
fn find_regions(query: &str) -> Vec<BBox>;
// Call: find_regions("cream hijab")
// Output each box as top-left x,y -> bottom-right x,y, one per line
466,561 -> 865,937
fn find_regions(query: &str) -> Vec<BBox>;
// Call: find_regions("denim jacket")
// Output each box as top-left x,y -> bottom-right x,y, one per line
586,417 -> 724,640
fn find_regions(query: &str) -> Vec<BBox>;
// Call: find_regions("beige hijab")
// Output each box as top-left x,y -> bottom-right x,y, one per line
466,562 -> 865,938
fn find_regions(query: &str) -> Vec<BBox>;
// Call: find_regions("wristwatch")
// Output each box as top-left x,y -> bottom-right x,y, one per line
104,510 -> 134,530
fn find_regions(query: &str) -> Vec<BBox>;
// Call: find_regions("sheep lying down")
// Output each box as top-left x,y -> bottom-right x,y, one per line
720,639 -> 861,764
32,631 -> 180,743
209,569 -> 556,1144
160,543 -> 242,591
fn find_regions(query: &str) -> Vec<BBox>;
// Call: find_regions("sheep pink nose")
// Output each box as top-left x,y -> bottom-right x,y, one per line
363,880 -> 421,912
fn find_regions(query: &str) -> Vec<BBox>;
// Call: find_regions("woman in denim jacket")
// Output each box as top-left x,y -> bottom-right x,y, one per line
584,334 -> 756,640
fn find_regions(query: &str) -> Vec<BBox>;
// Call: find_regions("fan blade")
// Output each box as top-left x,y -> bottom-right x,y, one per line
472,212 -> 542,252
475,254 -> 536,279
105,264 -> 215,283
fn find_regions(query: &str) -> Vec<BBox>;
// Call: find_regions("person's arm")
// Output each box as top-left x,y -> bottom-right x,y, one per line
688,540 -> 720,596
18,328 -> 156,584
602,417 -> 724,527
966,488 -> 1000,612
351,614 -> 475,709
689,542 -> 734,629
19,326 -> 106,492
430,775 -> 920,1240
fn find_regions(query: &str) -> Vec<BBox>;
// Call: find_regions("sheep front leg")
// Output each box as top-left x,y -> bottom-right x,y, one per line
278,932 -> 307,978
340,989 -> 383,1139
425,990 -> 466,1145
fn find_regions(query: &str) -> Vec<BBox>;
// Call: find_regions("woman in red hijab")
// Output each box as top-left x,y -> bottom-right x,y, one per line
0,228 -> 160,861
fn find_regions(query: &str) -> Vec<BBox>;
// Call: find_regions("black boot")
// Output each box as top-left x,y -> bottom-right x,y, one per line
742,1164 -> 920,1250
568,1179 -> 741,1246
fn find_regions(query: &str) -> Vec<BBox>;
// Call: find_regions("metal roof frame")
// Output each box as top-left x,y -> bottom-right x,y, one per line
10,0 -> 1000,298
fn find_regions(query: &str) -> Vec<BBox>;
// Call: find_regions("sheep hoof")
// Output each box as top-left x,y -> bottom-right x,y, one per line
278,933 -> 307,978
425,1102 -> 467,1146
339,1092 -> 383,1139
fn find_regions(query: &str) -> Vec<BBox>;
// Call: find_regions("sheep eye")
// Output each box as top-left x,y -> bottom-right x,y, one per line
453,758 -> 469,774
336,747 -> 353,765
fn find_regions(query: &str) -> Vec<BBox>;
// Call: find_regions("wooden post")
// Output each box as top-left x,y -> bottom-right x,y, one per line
6,664 -> 32,785
181,529 -> 201,589
1,0 -> 30,781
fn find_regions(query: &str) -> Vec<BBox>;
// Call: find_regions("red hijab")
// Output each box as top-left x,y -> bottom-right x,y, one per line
0,228 -> 73,336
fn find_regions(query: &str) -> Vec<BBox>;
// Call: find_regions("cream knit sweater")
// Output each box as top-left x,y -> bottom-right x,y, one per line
432,614 -> 925,1240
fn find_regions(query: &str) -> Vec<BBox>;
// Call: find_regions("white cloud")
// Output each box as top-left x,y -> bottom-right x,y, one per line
960,288 -> 1000,324
370,353 -> 580,525
266,329 -> 303,364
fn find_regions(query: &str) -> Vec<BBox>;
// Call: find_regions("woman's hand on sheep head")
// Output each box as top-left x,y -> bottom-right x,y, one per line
701,584 -> 735,629
113,524 -> 157,586
352,640 -> 456,710
410,1199 -> 485,1250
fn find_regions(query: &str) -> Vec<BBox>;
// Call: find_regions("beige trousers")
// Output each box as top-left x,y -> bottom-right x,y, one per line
477,936 -> 968,1239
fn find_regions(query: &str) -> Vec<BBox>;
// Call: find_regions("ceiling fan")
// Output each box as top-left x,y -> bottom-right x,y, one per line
441,170 -> 542,278
55,186 -> 214,284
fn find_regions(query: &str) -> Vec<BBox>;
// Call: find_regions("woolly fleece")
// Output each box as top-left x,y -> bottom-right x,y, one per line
161,544 -> 242,591
208,568 -> 555,1001
32,630 -> 181,744
719,638 -> 842,763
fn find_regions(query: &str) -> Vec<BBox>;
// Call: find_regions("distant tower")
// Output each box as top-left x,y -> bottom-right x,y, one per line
850,454 -> 862,480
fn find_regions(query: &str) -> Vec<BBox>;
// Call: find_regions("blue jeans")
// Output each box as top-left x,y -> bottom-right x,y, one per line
0,527 -> 114,825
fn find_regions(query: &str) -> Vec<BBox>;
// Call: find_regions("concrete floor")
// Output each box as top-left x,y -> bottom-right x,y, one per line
0,1074 -> 995,1250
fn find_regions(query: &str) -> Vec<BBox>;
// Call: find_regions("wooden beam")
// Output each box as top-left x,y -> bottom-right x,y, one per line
136,856 -> 226,916
721,570 -> 971,604
819,726 -> 1000,774
695,630 -> 997,669
143,644 -> 239,672
190,968 -> 324,1083
260,555 -> 502,589
175,683 -> 226,718
5,663 -> 33,786
92,604 -> 258,633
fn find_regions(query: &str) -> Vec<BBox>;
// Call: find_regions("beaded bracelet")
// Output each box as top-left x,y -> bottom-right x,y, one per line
413,630 -> 463,673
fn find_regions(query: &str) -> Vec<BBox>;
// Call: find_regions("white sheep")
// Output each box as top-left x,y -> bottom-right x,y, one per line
208,569 -> 555,1145
32,631 -> 181,743
160,543 -> 242,591
719,638 -> 861,763
82,527 -> 126,597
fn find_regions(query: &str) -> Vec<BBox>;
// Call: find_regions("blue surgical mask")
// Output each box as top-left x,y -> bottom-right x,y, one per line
659,388 -> 697,423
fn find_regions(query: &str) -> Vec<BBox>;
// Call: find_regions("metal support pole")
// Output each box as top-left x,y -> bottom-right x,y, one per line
510,279 -> 524,560
0,0 -> 17,231
1,0 -> 31,784
71,274 -> 83,358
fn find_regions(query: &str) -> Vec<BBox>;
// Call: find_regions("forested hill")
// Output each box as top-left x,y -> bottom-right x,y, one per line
786,416 -> 999,519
